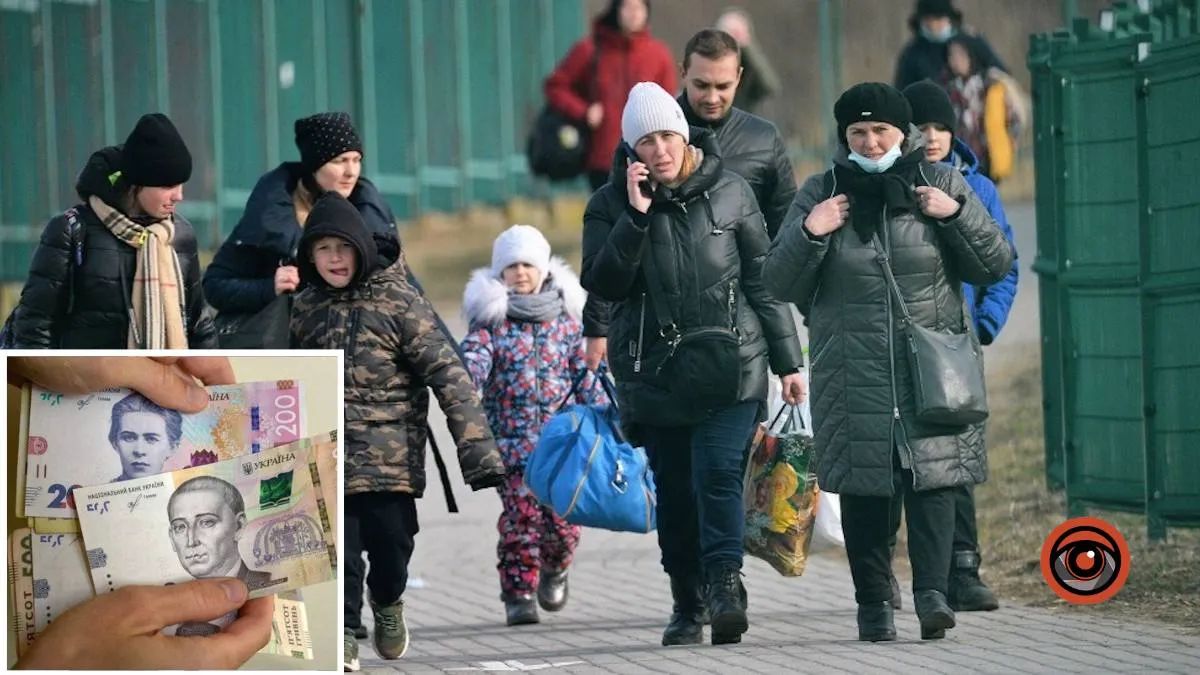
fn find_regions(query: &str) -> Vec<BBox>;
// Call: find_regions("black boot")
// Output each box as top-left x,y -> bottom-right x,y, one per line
699,577 -> 745,625
949,550 -> 999,611
662,575 -> 704,646
537,570 -> 569,612
913,590 -> 956,640
856,602 -> 897,642
705,565 -> 748,645
503,594 -> 540,626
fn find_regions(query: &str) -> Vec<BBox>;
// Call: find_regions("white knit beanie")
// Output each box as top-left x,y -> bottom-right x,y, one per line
491,224 -> 552,280
621,82 -> 690,147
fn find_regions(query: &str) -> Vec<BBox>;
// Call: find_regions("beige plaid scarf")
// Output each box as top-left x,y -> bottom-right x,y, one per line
89,196 -> 188,349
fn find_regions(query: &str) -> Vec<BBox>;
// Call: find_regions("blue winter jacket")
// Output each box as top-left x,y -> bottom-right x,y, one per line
945,138 -> 1019,344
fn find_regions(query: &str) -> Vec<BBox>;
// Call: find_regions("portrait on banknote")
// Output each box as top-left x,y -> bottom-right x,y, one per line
167,475 -> 274,589
109,393 -> 184,482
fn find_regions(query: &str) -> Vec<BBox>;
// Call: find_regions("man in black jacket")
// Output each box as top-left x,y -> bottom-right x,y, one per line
583,28 -> 798,368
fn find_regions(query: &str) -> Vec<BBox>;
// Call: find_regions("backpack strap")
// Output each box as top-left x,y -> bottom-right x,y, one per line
63,207 -> 84,317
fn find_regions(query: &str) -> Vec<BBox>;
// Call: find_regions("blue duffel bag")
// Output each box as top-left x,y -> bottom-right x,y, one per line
524,371 -> 656,533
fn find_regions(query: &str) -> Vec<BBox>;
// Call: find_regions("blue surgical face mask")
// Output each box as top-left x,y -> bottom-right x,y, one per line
848,142 -> 903,174
920,23 -> 956,43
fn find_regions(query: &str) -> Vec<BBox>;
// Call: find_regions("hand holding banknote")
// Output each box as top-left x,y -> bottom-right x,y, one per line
8,356 -> 235,412
11,356 -> 272,669
15,578 -> 273,670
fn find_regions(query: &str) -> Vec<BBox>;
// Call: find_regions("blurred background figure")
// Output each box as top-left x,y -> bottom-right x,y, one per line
544,0 -> 677,192
714,7 -> 781,115
940,35 -> 1030,183
894,0 -> 1007,90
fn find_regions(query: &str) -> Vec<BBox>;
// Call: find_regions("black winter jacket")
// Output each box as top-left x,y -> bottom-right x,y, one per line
581,129 -> 804,430
581,98 -> 798,337
202,163 -> 398,321
763,132 -> 1014,497
10,146 -> 217,349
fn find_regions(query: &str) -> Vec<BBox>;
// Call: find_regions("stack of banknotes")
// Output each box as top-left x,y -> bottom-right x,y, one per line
7,380 -> 339,661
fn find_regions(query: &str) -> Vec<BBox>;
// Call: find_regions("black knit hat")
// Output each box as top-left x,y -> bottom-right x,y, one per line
834,82 -> 912,143
294,112 -> 363,174
121,113 -> 192,187
298,193 -> 378,289
915,0 -> 960,19
903,80 -> 957,134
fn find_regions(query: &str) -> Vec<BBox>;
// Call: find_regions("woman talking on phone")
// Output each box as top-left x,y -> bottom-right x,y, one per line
580,82 -> 805,647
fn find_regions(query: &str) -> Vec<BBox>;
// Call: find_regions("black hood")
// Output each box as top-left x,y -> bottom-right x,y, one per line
75,145 -> 125,204
605,126 -> 724,202
297,194 -> 379,290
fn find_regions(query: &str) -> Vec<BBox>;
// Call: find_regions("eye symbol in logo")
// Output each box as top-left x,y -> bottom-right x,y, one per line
1040,517 -> 1130,604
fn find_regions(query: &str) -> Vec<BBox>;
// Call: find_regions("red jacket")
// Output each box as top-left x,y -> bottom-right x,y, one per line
544,20 -> 678,173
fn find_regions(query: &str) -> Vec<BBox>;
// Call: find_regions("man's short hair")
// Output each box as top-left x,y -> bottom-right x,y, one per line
168,475 -> 246,518
683,29 -> 741,71
108,393 -> 184,448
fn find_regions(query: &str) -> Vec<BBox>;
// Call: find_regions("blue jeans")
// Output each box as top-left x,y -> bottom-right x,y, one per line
641,402 -> 759,578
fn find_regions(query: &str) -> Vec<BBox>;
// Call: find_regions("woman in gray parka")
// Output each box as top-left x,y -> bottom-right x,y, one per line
763,82 -> 1012,644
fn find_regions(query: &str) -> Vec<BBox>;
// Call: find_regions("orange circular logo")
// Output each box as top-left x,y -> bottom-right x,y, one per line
1040,517 -> 1130,604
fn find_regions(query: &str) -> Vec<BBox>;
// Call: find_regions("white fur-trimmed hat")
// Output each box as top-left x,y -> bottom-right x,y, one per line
621,82 -> 690,147
491,224 -> 551,280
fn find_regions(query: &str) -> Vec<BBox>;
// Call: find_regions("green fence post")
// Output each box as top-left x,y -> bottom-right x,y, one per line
262,0 -> 279,168
100,0 -> 116,145
357,0 -> 378,182
409,0 -> 428,216
154,0 -> 170,114
497,0 -> 515,201
456,0 -> 472,209
40,2 -> 59,214
209,0 -> 226,248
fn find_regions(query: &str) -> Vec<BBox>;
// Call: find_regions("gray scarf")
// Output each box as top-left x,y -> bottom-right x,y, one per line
506,284 -> 564,323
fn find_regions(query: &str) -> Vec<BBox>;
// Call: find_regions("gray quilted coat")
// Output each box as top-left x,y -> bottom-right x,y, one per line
763,131 -> 1014,497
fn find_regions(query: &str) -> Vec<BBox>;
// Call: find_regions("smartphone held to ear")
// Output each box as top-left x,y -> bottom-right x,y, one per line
623,143 -> 654,199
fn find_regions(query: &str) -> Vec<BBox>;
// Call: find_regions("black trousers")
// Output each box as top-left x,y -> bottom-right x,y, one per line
952,483 -> 979,553
344,492 -> 419,630
642,402 -> 760,580
841,456 -> 955,604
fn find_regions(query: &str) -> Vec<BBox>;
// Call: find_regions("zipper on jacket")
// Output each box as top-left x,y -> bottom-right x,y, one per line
727,278 -> 741,342
633,292 -> 647,373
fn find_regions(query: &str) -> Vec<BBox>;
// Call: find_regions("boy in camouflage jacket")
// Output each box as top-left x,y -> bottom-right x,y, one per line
290,193 -> 504,670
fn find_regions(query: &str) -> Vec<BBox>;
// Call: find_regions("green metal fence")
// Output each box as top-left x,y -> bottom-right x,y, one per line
0,0 -> 585,280
1029,0 -> 1200,538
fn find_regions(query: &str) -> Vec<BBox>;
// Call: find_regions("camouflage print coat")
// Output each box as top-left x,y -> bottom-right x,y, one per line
291,257 -> 504,497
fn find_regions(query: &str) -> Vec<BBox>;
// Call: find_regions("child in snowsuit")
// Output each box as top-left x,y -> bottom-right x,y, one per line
460,225 -> 598,626
290,193 -> 504,671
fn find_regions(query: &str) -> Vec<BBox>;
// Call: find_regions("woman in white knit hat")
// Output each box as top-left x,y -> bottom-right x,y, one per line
580,82 -> 806,647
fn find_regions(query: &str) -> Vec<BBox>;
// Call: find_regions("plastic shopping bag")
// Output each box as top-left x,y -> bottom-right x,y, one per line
743,404 -> 819,576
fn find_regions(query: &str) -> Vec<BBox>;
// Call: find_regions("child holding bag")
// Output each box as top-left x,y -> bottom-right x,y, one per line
460,225 -> 599,626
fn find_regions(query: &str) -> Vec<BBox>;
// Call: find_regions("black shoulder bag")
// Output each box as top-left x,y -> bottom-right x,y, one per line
871,232 -> 988,426
640,218 -> 742,411
527,38 -> 599,181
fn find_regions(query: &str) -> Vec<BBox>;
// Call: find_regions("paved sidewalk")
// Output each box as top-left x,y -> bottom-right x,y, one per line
351,408 -> 1200,674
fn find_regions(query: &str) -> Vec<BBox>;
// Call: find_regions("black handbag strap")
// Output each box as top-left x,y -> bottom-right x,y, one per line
870,232 -> 969,333
869,232 -> 914,326
639,221 -> 682,340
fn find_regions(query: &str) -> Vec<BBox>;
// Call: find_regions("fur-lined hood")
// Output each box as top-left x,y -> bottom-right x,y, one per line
462,256 -> 585,327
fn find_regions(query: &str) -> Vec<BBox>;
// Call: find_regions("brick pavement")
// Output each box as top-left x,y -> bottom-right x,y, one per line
351,403 -> 1200,674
